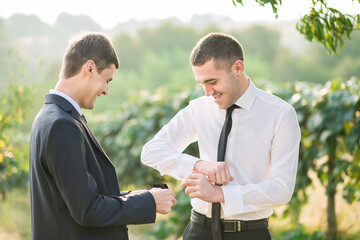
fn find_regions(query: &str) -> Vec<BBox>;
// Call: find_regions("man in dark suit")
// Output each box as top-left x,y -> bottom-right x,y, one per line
29,32 -> 176,240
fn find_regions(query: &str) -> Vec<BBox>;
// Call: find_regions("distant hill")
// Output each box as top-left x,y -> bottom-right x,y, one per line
2,12 -> 309,60
53,13 -> 103,37
110,17 -> 183,36
3,13 -> 106,59
5,13 -> 52,38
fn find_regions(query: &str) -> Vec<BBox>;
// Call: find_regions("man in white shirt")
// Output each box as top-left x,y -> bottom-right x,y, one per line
141,32 -> 301,240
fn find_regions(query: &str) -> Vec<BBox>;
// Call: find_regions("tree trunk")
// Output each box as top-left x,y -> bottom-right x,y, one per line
0,189 -> 5,201
327,188 -> 337,240
326,139 -> 337,240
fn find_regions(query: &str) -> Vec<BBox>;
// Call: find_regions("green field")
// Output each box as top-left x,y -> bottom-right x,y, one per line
1,176 -> 359,240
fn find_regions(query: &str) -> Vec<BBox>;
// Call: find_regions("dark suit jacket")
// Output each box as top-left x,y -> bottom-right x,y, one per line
29,94 -> 156,240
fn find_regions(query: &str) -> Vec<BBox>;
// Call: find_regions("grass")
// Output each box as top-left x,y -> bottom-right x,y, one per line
1,180 -> 359,240
269,173 -> 360,240
0,190 -> 31,240
126,175 -> 360,240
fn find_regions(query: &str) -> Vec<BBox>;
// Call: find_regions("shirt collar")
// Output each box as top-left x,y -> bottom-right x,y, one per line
49,89 -> 83,116
234,78 -> 257,111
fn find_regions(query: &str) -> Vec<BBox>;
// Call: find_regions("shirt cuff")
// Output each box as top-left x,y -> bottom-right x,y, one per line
177,153 -> 199,179
221,185 -> 243,218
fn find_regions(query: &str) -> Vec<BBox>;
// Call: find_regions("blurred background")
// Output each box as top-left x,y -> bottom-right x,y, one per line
0,0 -> 359,239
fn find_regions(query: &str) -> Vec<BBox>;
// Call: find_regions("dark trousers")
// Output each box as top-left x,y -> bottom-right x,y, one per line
183,221 -> 271,240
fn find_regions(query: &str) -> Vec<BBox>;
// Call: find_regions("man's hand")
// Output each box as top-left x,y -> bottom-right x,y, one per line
193,160 -> 234,186
180,173 -> 224,203
149,188 -> 177,214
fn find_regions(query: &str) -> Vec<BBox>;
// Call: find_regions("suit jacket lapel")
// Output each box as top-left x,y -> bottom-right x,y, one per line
45,94 -> 112,164
76,112 -> 112,163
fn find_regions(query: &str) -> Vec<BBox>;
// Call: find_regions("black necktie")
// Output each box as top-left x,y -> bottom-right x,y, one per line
81,114 -> 87,123
211,104 -> 239,240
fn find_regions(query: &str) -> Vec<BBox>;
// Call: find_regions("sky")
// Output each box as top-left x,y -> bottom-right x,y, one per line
1,0 -> 359,29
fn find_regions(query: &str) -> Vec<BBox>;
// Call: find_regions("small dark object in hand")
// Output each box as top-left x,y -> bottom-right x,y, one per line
152,183 -> 169,189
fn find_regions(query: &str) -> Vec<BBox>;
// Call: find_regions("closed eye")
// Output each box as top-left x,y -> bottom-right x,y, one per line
198,78 -> 218,86
209,80 -> 217,85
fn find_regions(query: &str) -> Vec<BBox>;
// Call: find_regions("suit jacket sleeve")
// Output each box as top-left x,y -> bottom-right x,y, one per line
45,118 -> 156,227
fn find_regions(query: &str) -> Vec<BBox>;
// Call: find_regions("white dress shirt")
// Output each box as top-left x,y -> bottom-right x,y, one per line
49,89 -> 83,116
141,80 -> 301,220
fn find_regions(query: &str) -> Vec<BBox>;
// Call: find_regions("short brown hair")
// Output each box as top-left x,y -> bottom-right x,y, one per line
190,32 -> 244,72
60,32 -> 119,79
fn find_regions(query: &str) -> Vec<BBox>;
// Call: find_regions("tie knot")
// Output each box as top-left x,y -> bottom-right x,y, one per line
226,104 -> 239,116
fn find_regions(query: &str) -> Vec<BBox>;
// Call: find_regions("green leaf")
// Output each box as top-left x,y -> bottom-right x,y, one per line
320,130 -> 333,143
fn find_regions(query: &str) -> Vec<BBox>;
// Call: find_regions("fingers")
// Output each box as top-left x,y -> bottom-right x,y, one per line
215,170 -> 224,185
149,188 -> 176,215
185,186 -> 202,199
207,171 -> 216,183
181,177 -> 199,188
181,173 -> 223,202
188,190 -> 200,199
209,163 -> 230,185
181,174 -> 202,197
194,161 -> 234,185
181,173 -> 208,195
211,162 -> 234,185
222,166 -> 232,185
184,185 -> 197,196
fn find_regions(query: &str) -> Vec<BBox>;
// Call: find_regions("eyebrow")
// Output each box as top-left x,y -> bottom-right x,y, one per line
202,78 -> 217,84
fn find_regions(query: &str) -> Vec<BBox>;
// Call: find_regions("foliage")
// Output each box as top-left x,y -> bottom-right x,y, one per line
90,87 -> 203,238
4,20 -> 360,123
274,224 -> 324,240
233,0 -> 282,18
304,78 -> 360,203
91,87 -> 202,188
274,224 -> 360,240
265,77 -> 360,240
265,77 -> 360,203
105,22 -> 360,113
0,190 -> 31,239
91,77 -> 360,238
233,0 -> 360,54
0,50 -> 31,200
296,0 -> 360,54
1,10 -> 360,238
150,190 -> 191,239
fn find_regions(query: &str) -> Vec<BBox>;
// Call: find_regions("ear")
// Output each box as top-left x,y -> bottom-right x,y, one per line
232,60 -> 244,75
85,60 -> 95,77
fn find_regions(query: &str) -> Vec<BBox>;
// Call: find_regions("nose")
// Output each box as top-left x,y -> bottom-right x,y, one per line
203,84 -> 214,97
103,84 -> 109,96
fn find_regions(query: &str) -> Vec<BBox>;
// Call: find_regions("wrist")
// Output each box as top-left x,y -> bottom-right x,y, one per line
213,185 -> 224,203
193,160 -> 203,172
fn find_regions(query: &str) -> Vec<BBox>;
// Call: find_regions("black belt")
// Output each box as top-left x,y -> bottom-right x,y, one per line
190,210 -> 268,232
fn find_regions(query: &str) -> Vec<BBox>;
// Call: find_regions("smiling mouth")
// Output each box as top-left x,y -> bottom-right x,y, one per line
213,93 -> 222,101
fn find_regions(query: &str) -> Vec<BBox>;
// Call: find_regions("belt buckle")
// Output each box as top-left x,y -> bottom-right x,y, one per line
223,221 -> 239,232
